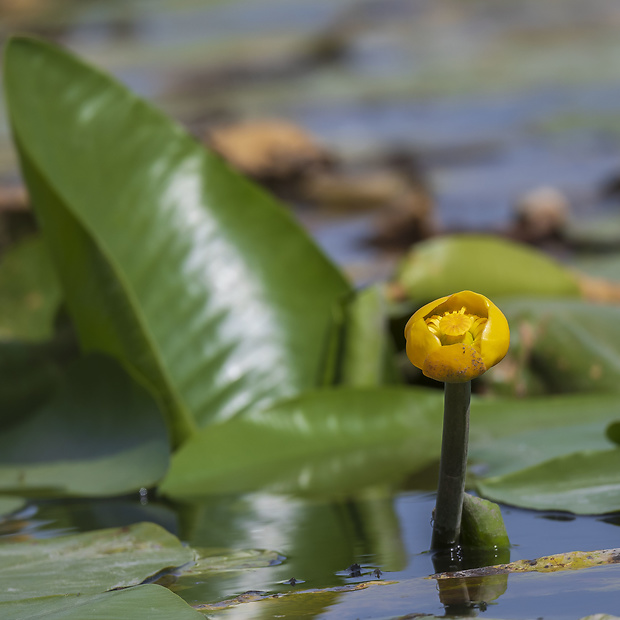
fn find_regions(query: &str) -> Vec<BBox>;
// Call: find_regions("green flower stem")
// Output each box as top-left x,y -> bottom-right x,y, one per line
431,381 -> 471,550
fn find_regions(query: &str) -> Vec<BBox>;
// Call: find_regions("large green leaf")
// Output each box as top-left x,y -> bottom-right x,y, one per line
0,354 -> 169,497
396,234 -> 580,303
4,36 -> 350,446
0,522 -> 195,602
477,449 -> 620,514
0,585 -> 205,620
160,386 -> 445,497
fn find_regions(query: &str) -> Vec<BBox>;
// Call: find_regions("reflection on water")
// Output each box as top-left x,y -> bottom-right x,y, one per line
19,487 -> 620,618
432,546 -> 510,616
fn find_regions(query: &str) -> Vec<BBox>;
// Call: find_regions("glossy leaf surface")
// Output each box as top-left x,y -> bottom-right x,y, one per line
4,37 -> 350,445
0,354 -> 169,497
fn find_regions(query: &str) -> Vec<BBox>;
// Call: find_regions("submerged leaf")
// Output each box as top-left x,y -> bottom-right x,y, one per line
4,36 -> 350,446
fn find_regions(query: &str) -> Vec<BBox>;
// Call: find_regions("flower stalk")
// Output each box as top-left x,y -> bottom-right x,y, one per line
431,381 -> 471,550
403,290 -> 510,551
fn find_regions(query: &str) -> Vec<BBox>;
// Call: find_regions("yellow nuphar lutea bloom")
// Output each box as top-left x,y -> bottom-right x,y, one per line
404,290 -> 509,383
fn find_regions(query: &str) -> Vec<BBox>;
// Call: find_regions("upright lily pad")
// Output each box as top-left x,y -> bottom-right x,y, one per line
396,234 -> 580,303
4,36 -> 350,446
0,354 -> 169,497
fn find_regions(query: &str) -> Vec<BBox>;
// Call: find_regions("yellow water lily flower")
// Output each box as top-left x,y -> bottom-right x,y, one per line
404,290 -> 509,383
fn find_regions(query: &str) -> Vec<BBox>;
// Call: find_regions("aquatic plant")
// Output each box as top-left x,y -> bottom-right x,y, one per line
405,291 -> 509,549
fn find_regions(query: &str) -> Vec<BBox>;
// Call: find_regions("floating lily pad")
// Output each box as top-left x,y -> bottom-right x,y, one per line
433,547 -> 620,578
0,584 -> 205,620
0,522 -> 195,603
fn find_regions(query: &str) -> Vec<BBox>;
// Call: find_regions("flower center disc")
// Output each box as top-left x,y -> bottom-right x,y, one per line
439,312 -> 473,337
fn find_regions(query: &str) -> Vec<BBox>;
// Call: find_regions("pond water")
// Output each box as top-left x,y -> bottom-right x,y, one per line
3,1 -> 620,618
16,488 -> 620,618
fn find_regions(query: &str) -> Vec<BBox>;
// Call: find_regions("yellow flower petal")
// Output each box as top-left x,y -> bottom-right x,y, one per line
478,299 -> 510,368
405,294 -> 450,330
405,317 -> 442,369
422,343 -> 487,383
